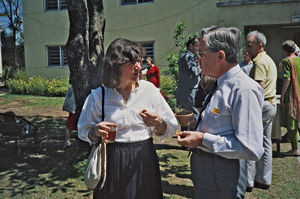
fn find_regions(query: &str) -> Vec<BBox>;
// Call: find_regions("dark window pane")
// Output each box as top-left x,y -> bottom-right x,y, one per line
121,0 -> 137,5
60,0 -> 67,9
138,0 -> 153,3
48,46 -> 60,66
46,0 -> 58,10
62,47 -> 68,65
140,41 -> 154,63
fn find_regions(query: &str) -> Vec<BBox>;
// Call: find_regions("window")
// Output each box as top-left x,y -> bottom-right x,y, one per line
45,0 -> 67,10
121,0 -> 153,5
47,46 -> 68,67
140,41 -> 154,63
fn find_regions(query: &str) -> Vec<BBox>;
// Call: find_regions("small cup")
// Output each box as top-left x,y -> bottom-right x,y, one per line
175,110 -> 194,128
105,126 -> 117,143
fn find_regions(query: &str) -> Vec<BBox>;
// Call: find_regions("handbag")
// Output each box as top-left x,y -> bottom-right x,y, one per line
62,86 -> 76,114
84,86 -> 107,190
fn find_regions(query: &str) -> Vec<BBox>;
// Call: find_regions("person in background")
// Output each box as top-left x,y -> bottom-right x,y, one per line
145,57 -> 160,89
280,40 -> 300,156
294,44 -> 300,57
63,85 -> 78,149
239,49 -> 253,76
145,57 -> 164,97
245,30 -> 277,192
176,37 -> 201,130
77,38 -> 178,199
177,26 -> 264,199
194,75 -> 216,110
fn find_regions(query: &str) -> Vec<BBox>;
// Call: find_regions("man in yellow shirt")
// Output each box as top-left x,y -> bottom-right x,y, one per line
245,30 -> 277,192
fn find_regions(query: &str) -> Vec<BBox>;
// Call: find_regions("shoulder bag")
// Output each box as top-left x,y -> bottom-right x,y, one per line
84,86 -> 107,190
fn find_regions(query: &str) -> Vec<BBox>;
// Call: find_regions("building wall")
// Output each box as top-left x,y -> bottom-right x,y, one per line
23,0 -> 69,79
23,0 -> 300,79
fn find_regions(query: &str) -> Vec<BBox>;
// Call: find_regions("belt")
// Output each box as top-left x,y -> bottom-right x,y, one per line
264,97 -> 275,105
264,97 -> 275,101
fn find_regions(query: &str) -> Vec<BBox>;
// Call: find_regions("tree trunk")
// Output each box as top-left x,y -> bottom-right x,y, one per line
13,29 -> 17,67
65,0 -> 105,114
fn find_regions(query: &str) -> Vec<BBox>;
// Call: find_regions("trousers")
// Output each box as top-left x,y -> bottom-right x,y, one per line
191,149 -> 246,199
246,101 -> 276,186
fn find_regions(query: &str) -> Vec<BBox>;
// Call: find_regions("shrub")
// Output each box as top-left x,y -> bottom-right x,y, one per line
27,76 -> 49,96
13,69 -> 26,80
7,75 -> 69,97
47,78 -> 69,96
6,78 -> 28,94
161,75 -> 177,111
2,65 -> 15,83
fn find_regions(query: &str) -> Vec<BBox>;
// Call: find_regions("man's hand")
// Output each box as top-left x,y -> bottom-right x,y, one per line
177,131 -> 205,148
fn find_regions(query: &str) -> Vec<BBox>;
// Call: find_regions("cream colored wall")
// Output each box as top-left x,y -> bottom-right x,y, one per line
104,0 -> 218,68
23,0 -> 69,79
23,0 -> 300,79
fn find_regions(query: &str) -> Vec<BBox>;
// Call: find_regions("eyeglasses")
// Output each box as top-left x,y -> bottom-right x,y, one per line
197,50 -> 213,58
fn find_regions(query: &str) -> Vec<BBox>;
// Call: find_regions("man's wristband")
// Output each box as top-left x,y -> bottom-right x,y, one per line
90,128 -> 99,139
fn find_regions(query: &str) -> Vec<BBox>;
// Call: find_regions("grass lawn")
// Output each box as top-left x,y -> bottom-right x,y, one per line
0,94 -> 300,199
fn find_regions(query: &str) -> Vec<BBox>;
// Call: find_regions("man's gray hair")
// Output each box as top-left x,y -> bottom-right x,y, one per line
246,30 -> 267,47
201,26 -> 241,64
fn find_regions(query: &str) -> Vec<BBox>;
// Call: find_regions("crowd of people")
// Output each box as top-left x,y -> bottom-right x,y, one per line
61,25 -> 300,199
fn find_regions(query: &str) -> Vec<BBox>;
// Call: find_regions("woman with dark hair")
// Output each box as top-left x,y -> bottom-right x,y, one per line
280,40 -> 300,156
77,38 -> 178,198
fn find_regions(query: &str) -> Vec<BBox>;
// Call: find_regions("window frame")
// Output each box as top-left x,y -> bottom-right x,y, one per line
139,41 -> 155,64
45,0 -> 67,11
120,0 -> 154,6
46,45 -> 68,68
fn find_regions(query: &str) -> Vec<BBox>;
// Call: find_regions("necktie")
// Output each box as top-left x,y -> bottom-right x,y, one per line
187,82 -> 217,158
194,81 -> 218,130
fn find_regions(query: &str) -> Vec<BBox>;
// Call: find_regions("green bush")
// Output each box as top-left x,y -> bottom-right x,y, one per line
13,69 -> 26,80
47,78 -> 69,96
2,66 -> 15,82
161,75 -> 177,111
6,78 -> 28,94
27,76 -> 49,96
7,75 -> 69,97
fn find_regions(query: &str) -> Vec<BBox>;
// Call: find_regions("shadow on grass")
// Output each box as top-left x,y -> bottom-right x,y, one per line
0,116 -> 193,198
0,115 -> 91,198
155,143 -> 193,198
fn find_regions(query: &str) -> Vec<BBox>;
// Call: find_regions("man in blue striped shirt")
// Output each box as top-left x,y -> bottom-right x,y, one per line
177,26 -> 264,199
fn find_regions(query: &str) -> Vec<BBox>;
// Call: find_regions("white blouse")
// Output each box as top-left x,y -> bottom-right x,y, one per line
78,80 -> 178,144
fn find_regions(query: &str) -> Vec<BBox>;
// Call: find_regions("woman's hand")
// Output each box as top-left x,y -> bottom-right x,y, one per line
139,110 -> 163,127
139,110 -> 167,135
89,122 -> 117,143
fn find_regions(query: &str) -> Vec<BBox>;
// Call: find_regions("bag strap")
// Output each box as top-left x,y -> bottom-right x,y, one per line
101,86 -> 105,121
95,86 -> 105,146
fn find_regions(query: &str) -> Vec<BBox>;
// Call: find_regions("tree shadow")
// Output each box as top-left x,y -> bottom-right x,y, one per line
0,115 -> 193,198
155,144 -> 193,198
0,115 -> 92,198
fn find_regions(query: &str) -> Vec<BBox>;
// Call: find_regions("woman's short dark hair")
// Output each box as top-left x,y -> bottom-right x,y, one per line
103,38 -> 145,88
281,40 -> 296,54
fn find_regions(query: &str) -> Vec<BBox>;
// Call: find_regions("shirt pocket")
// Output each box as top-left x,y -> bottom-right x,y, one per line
204,107 -> 231,131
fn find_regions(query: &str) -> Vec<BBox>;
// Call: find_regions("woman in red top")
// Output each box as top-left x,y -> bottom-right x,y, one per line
145,57 -> 160,88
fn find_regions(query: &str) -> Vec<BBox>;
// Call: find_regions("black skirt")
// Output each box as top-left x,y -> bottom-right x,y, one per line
93,138 -> 163,199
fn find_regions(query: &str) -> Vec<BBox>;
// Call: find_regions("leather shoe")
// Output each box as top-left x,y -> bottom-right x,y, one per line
254,181 -> 270,190
246,187 -> 253,192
